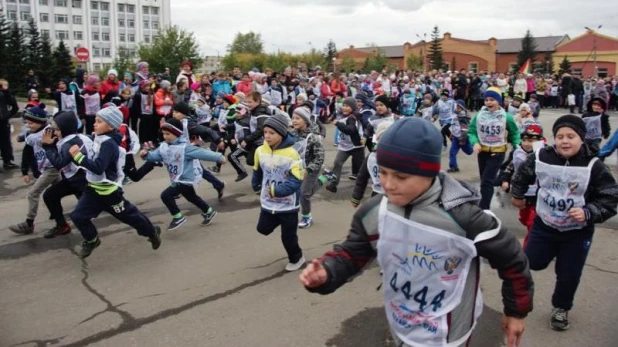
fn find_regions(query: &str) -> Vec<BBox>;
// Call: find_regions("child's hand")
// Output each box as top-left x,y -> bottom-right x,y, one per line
69,144 -> 81,157
219,156 -> 227,165
23,175 -> 30,184
501,182 -> 510,192
511,197 -> 526,209
41,128 -> 56,145
241,141 -> 247,149
568,207 -> 586,222
216,141 -> 225,151
502,315 -> 525,347
139,150 -> 148,158
473,144 -> 482,154
299,259 -> 328,288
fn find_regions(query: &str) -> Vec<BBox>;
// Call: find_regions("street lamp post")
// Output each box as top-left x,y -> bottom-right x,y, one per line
584,25 -> 602,77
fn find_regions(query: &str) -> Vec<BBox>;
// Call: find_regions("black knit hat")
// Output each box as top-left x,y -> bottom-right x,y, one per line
552,115 -> 586,140
375,94 -> 390,107
173,102 -> 191,116
343,97 -> 358,113
264,113 -> 289,138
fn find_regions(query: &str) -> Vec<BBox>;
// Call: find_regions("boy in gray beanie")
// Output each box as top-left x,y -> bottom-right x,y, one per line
301,117 -> 533,347
67,105 -> 162,258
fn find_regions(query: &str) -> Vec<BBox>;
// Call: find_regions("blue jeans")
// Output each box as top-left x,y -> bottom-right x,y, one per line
449,137 -> 473,169
525,217 -> 594,310
334,127 -> 340,145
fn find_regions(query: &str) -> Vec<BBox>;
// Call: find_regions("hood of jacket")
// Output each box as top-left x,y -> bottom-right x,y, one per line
252,104 -> 270,116
100,130 -> 122,145
54,111 -> 78,137
265,132 -> 296,152
408,172 -> 480,211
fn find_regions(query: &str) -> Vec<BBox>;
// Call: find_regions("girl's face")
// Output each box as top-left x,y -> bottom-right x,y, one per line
341,104 -> 352,115
592,101 -> 603,113
25,120 -> 43,132
215,97 -> 223,104
264,127 -> 283,148
246,97 -> 259,110
379,166 -> 433,207
292,114 -> 308,130
121,91 -> 131,99
554,127 -> 582,158
31,92 -> 39,100
296,97 -> 305,105
197,100 -> 205,107
58,81 -> 67,90
376,101 -> 388,115
423,97 -> 432,105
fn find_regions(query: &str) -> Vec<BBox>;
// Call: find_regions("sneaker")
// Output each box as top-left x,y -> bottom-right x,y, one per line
447,168 -> 460,173
174,194 -> 182,200
348,175 -> 357,180
167,216 -> 186,231
235,172 -> 248,182
9,222 -> 34,235
216,182 -> 225,200
210,165 -> 220,173
43,224 -> 71,239
80,238 -> 101,258
550,308 -> 570,331
3,161 -> 18,169
202,209 -> 217,225
325,183 -> 337,193
285,256 -> 306,272
148,226 -> 162,250
298,216 -> 313,229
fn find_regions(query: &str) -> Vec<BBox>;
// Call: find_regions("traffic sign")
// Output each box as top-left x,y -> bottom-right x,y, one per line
76,47 -> 90,62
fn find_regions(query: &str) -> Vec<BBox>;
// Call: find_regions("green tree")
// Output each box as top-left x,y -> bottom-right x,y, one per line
221,53 -> 240,71
323,40 -> 337,72
543,51 -> 555,74
25,18 -> 42,73
38,32 -> 54,89
406,54 -> 423,70
6,22 -> 26,93
228,31 -> 264,54
138,26 -> 202,74
112,46 -> 133,76
428,25 -> 444,70
558,56 -> 571,76
363,50 -> 388,73
515,30 -> 538,72
0,14 -> 9,79
341,56 -> 356,73
451,56 -> 457,71
52,40 -> 73,83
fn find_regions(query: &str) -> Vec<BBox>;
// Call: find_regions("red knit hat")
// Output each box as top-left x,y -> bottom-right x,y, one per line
223,94 -> 236,105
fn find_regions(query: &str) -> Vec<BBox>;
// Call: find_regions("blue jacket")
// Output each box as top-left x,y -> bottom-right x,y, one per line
599,129 -> 618,159
212,79 -> 232,96
145,138 -> 223,184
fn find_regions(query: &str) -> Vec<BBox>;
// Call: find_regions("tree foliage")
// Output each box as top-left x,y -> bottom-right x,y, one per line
363,49 -> 388,73
515,30 -> 538,72
228,31 -> 264,55
324,40 -> 337,72
52,40 -> 73,83
406,55 -> 423,70
340,56 -> 357,73
0,14 -> 8,79
112,46 -> 134,76
38,33 -> 54,88
558,56 -> 571,76
428,25 -> 444,70
6,22 -> 25,93
543,51 -> 555,74
138,26 -> 201,74
26,18 -> 42,73
221,51 -> 326,73
451,56 -> 457,71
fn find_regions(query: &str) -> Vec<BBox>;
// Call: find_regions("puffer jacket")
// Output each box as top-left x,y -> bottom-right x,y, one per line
307,173 -> 534,324
292,122 -> 325,174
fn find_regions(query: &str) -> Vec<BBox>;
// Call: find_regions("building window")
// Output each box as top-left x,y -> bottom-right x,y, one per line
127,4 -> 134,13
20,12 -> 32,21
74,31 -> 82,40
142,6 -> 149,14
93,48 -> 100,57
19,0 -> 29,4
54,0 -> 67,6
127,19 -> 134,28
92,32 -> 100,40
56,30 -> 69,40
119,33 -> 125,42
41,29 -> 50,37
103,48 -> 110,57
118,18 -> 125,27
508,63 -> 517,72
100,1 -> 108,11
598,68 -> 608,78
572,68 -> 582,75
40,13 -> 49,22
91,1 -> 98,9
143,19 -> 149,28
92,16 -> 99,25
151,7 -> 158,15
101,17 -> 109,26
39,0 -> 48,5
128,34 -> 135,42
118,3 -> 124,12
73,15 -> 82,24
468,62 -> 479,73
7,11 -> 17,20
94,63 -> 101,71
102,32 -> 109,41
6,0 -> 16,3
152,21 -> 159,30
144,36 -> 150,43
54,14 -> 68,23
72,0 -> 80,8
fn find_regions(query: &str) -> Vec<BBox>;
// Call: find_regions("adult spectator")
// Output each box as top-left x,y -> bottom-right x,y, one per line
513,73 -> 527,98
135,62 -> 150,83
232,66 -> 242,81
571,75 -> 584,113
161,67 -> 171,82
100,69 -> 121,100
560,73 -> 573,108
176,61 -> 196,85
454,68 -> 468,100
0,79 -> 18,170
469,73 -> 483,111
525,74 -> 536,101
25,70 -> 40,91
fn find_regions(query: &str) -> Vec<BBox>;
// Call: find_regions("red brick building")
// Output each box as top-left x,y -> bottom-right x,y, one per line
495,35 -> 570,73
553,30 -> 618,77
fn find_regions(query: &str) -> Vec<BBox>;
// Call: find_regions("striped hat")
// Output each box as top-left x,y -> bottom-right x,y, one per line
161,118 -> 183,137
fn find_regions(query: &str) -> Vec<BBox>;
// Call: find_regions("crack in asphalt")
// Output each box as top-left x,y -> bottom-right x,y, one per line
10,337 -> 66,347
585,262 -> 618,275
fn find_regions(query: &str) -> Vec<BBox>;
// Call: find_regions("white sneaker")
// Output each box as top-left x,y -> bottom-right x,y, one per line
285,256 -> 306,272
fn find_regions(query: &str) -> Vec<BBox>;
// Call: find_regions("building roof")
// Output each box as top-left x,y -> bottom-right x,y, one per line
355,45 -> 404,58
496,35 -> 569,53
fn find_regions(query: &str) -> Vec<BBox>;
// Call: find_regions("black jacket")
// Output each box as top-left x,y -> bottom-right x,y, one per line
186,116 -> 221,144
244,104 -> 270,146
335,114 -> 363,148
0,89 -> 19,121
511,145 -> 618,224
43,111 -> 87,181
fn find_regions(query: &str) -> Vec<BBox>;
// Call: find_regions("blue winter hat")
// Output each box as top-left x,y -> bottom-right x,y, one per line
24,103 -> 48,124
376,117 -> 441,177
96,104 -> 123,130
355,92 -> 368,105
216,91 -> 226,99
455,99 -> 467,111
483,87 -> 503,105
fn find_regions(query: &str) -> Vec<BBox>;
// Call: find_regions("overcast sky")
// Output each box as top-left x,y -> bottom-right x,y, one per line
171,0 -> 617,57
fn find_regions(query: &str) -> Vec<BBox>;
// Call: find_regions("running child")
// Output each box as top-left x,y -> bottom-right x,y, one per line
130,80 -> 154,137
510,115 -> 618,331
141,118 -> 224,230
80,75 -> 103,134
447,100 -> 473,173
68,105 -> 162,258
582,97 -> 610,156
363,94 -> 395,153
300,117 -> 532,347
415,93 -> 436,122
252,113 -> 305,272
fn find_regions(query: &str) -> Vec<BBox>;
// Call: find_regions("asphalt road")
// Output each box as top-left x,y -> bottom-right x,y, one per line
1,108 -> 618,347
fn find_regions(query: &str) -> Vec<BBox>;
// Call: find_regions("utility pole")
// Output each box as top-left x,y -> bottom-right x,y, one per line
585,25 -> 602,77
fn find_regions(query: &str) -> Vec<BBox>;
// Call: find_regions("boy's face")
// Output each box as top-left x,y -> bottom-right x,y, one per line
179,85 -> 187,92
455,105 -> 463,113
423,97 -> 432,105
246,98 -> 259,110
31,93 -> 39,100
379,166 -> 434,207
292,114 -> 307,130
554,127 -> 582,158
162,130 -> 178,143
296,98 -> 305,105
264,127 -> 282,147
197,100 -> 205,107
592,101 -> 603,113
341,104 -> 352,115
51,121 -> 62,138
521,137 -> 539,152
484,97 -> 499,110
375,101 -> 388,115
58,81 -> 67,90
172,111 -> 185,120
25,120 -> 43,132
93,117 -> 113,135
512,100 -> 521,107
215,96 -> 223,104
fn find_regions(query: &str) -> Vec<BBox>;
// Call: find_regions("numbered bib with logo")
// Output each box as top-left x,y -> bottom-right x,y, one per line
84,93 -> 101,116
512,147 -> 537,197
57,134 -> 94,179
87,135 -> 126,186
25,126 -> 53,171
436,100 -> 454,122
535,150 -> 595,231
419,107 -> 434,122
377,198 -> 484,347
259,152 -> 298,212
140,93 -> 153,115
234,121 -> 249,142
369,115 -> 394,142
367,152 -> 383,194
450,116 -> 462,138
159,142 -> 202,186
583,115 -> 602,140
60,93 -> 77,114
293,133 -> 312,170
337,118 -> 363,152
477,111 -> 506,147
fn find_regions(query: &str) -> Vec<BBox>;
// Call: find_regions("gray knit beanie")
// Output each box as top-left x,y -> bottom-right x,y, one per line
264,113 -> 289,137
293,107 -> 312,125
96,105 -> 123,130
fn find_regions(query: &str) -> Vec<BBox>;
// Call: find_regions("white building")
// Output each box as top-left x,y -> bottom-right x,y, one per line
0,0 -> 171,72
198,55 -> 222,75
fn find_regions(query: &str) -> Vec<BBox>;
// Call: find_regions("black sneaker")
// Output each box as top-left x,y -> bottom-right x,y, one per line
235,172 -> 248,182
217,182 -> 225,200
447,168 -> 460,173
9,222 -> 34,235
148,226 -> 162,250
80,238 -> 101,258
210,165 -> 220,173
167,216 -> 186,230
202,209 -> 217,225
348,175 -> 357,180
550,308 -> 570,331
3,161 -> 18,169
325,184 -> 337,193
43,224 -> 71,239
